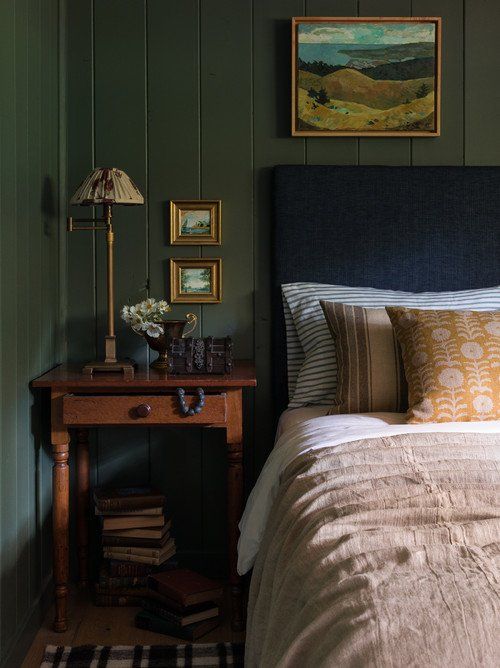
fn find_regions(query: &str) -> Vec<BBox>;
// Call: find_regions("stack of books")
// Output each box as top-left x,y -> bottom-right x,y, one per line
135,569 -> 223,640
94,487 -> 177,606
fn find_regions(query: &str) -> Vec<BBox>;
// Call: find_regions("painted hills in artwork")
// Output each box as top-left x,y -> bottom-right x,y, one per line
296,21 -> 438,133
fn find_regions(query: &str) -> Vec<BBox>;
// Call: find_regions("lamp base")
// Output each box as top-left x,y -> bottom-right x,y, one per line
82,358 -> 136,379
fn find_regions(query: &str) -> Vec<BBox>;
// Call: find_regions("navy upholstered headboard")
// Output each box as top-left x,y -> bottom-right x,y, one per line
273,165 -> 500,414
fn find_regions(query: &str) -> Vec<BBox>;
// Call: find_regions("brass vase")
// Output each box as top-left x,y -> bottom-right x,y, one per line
143,313 -> 197,370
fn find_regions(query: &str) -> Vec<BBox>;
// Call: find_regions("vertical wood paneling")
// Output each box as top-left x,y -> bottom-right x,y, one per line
93,0 -> 149,485
0,0 -> 62,664
412,0 -> 464,165
147,0 -> 204,562
0,0 -> 20,650
305,0 -> 359,165
358,0 -> 412,165
465,0 -> 500,164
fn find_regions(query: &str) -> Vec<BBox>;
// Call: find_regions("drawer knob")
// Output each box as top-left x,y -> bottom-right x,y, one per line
176,387 -> 205,416
136,403 -> 152,418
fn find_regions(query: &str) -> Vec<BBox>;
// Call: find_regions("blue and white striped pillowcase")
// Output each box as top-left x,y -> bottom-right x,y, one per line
282,283 -> 500,408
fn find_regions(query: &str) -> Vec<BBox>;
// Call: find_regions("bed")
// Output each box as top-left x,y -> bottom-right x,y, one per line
239,166 -> 500,667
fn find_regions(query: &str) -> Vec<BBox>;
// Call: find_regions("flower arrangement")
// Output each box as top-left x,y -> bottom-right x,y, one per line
121,298 -> 171,338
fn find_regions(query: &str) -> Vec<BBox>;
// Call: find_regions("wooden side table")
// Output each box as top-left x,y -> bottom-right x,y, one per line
32,361 -> 256,633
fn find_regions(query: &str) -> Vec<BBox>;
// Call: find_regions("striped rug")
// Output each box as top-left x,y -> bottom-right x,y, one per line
41,643 -> 244,667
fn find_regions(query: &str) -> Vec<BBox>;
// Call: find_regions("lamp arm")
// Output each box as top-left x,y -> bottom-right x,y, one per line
67,216 -> 107,232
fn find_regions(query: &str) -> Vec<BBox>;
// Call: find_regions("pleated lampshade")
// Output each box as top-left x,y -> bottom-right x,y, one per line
70,167 -> 144,206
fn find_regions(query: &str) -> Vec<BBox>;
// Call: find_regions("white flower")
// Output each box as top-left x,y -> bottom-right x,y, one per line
412,351 -> 428,367
461,342 -> 483,359
473,395 -> 493,413
485,321 -> 500,337
438,368 -> 464,389
145,323 -> 163,338
432,328 -> 451,342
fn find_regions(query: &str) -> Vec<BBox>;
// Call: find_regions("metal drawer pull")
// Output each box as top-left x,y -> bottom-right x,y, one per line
176,387 -> 205,416
136,403 -> 152,418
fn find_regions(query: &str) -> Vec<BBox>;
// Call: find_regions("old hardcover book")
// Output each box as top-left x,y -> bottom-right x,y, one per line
96,506 -> 164,517
147,569 -> 223,607
108,557 -> 178,577
101,531 -> 171,549
94,487 -> 165,512
102,514 -> 164,531
104,537 -> 175,559
135,610 -> 219,640
102,519 -> 171,540
142,598 -> 219,627
103,543 -> 175,565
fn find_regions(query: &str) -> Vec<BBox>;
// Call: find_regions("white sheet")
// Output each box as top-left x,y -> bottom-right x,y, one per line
238,413 -> 500,575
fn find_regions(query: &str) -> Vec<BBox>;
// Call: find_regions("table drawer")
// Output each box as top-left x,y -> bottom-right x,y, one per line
62,393 -> 227,426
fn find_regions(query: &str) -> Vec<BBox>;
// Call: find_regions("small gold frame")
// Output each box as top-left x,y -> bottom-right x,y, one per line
170,258 -> 222,304
170,200 -> 221,245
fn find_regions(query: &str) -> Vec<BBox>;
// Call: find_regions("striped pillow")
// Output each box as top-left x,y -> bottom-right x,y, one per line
282,283 -> 500,408
321,302 -> 407,413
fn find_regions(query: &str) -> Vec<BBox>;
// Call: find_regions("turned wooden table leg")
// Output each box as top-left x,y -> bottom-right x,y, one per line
76,428 -> 90,587
226,389 -> 244,631
51,391 -> 70,632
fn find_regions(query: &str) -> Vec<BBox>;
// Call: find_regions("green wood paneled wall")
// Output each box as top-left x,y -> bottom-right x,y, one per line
65,0 -> 500,575
0,1 -> 64,665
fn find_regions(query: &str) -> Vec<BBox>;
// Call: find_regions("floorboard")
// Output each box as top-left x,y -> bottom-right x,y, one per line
21,586 -> 244,667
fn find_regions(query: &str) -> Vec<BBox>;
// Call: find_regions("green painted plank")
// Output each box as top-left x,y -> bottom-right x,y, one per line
93,0 -> 149,485
305,0 -> 359,164
358,0 -> 412,165
252,0 -> 305,478
412,0 -> 463,165
147,0 -> 203,558
465,0 -> 500,164
200,0 -> 253,560
15,0 -> 31,627
0,0 -> 19,650
66,0 -> 96,363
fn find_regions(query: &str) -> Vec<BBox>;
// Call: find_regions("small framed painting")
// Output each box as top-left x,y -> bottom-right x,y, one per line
170,258 -> 222,304
292,17 -> 441,137
170,200 -> 221,245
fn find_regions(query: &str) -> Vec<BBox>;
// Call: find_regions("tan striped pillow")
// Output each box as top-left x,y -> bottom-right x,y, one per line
320,301 -> 407,413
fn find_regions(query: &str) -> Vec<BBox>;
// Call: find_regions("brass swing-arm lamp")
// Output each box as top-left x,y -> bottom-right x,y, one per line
67,167 -> 144,378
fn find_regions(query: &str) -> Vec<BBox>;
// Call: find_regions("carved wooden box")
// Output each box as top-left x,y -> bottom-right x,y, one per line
167,336 -> 233,375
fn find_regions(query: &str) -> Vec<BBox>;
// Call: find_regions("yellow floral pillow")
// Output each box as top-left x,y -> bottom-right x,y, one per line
386,307 -> 500,423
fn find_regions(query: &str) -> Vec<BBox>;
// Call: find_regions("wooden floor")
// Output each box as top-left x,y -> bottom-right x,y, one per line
22,586 -> 245,667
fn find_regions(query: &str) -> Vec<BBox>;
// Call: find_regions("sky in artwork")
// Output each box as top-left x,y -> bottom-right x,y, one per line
298,22 -> 435,44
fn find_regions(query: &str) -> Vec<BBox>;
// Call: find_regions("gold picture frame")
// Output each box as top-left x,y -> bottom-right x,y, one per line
170,200 -> 221,245
170,258 -> 222,304
292,17 -> 441,137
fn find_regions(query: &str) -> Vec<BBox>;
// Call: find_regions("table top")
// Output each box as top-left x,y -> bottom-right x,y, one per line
32,360 -> 257,389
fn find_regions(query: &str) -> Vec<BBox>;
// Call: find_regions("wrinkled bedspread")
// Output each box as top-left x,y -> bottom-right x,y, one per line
246,432 -> 500,667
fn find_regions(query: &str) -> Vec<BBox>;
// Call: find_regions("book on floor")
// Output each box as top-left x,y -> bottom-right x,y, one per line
147,569 -> 223,607
95,505 -> 164,516
103,542 -> 176,565
102,519 -> 171,541
101,514 -> 164,531
94,486 -> 166,512
107,557 -> 178,578
135,610 -> 219,640
104,537 -> 175,559
141,598 -> 219,627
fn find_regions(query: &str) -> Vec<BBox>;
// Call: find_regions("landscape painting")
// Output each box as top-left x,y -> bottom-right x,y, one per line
170,258 -> 222,304
292,17 -> 441,136
170,200 -> 221,245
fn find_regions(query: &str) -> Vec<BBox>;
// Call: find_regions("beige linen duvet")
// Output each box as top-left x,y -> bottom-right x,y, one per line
246,432 -> 500,667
